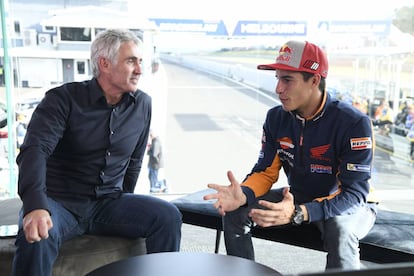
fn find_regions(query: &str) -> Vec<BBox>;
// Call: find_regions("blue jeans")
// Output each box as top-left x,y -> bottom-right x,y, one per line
148,167 -> 167,192
223,188 -> 376,270
12,194 -> 182,276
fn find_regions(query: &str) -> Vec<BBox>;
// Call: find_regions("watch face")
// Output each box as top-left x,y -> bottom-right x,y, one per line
292,205 -> 304,225
293,213 -> 304,224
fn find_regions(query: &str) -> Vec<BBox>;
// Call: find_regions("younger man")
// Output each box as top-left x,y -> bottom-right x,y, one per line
205,40 -> 376,270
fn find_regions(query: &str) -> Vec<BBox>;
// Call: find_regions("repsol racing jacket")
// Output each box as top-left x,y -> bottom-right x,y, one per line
241,92 -> 374,223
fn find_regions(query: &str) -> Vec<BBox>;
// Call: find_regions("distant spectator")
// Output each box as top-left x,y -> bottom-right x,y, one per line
406,123 -> 414,159
393,101 -> 410,136
16,113 -> 27,148
147,129 -> 168,193
373,99 -> 393,126
405,105 -> 414,130
352,96 -> 368,115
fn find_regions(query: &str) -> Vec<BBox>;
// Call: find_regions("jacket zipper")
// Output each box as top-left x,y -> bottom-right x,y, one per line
298,117 -> 305,166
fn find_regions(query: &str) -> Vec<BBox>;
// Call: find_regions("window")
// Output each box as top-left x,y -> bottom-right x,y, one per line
60,27 -> 91,42
76,61 -> 85,74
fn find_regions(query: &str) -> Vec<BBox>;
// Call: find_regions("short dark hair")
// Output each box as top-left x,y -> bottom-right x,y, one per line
300,71 -> 326,93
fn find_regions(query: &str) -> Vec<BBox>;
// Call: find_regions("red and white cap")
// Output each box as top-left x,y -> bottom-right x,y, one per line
257,41 -> 328,78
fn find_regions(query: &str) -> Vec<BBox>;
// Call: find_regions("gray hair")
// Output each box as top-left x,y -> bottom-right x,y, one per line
90,29 -> 143,78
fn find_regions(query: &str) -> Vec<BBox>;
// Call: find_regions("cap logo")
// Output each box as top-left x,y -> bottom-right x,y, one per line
276,44 -> 293,63
280,45 -> 292,54
303,60 -> 320,72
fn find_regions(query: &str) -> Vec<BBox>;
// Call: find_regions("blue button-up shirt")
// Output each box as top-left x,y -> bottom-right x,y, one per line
17,78 -> 152,216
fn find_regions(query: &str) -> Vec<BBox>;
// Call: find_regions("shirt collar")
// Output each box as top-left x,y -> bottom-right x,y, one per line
90,78 -> 138,105
291,91 -> 329,122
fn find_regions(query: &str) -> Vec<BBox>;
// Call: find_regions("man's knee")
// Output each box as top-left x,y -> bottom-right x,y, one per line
223,207 -> 252,233
156,201 -> 182,228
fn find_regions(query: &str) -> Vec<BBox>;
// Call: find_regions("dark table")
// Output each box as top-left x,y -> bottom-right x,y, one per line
86,252 -> 281,276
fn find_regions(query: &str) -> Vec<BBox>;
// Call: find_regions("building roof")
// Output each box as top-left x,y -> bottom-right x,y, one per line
40,6 -> 157,30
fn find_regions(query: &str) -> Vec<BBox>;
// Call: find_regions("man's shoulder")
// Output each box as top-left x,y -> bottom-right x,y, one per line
47,80 -> 92,97
328,99 -> 369,120
55,79 -> 92,89
134,89 -> 151,101
41,80 -> 108,115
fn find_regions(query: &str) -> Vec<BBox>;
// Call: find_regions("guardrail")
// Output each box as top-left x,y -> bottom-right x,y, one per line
159,53 -> 277,95
160,53 -> 413,161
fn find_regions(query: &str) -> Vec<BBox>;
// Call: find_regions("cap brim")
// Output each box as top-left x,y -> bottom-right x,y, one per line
257,63 -> 297,71
257,64 -> 278,70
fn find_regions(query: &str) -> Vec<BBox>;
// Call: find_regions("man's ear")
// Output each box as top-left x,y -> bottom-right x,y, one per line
312,74 -> 321,86
99,57 -> 110,72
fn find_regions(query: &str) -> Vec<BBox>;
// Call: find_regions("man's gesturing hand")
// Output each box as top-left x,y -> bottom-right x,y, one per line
249,187 -> 295,227
203,170 -> 247,216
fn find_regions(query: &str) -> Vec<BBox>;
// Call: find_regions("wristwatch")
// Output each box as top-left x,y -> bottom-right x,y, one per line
291,204 -> 304,226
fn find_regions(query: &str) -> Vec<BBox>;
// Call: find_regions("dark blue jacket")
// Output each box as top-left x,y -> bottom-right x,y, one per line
242,92 -> 374,222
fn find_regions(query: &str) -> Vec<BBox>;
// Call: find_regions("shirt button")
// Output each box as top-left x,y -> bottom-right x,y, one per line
110,130 -> 114,135
100,171 -> 105,176
107,151 -> 111,156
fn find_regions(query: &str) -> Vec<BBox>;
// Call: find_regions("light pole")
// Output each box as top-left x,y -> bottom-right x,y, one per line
0,0 -> 17,198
